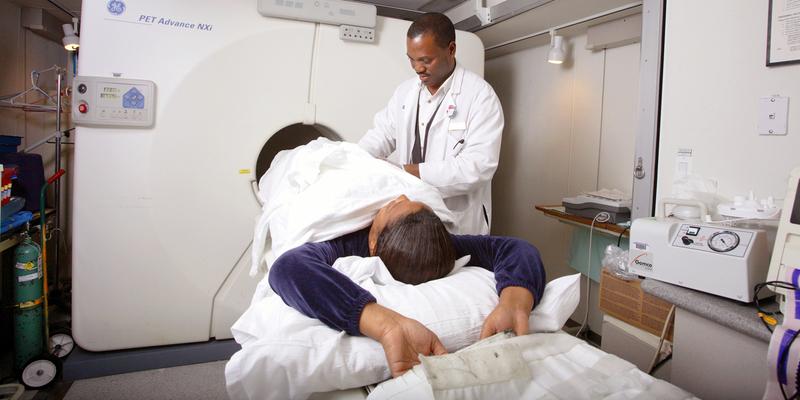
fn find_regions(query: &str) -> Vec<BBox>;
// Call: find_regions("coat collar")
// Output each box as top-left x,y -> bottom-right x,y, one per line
399,63 -> 466,158
415,62 -> 464,97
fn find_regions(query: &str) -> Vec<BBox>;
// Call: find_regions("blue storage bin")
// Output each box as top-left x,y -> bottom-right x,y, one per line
1,197 -> 25,222
0,136 -> 22,154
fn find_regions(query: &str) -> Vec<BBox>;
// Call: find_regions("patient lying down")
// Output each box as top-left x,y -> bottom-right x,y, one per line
269,194 -> 546,378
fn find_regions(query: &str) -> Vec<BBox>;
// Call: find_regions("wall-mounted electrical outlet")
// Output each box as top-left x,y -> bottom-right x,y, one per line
339,25 -> 375,43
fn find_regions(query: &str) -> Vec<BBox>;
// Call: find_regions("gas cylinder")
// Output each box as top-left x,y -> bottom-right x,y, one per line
13,232 -> 43,371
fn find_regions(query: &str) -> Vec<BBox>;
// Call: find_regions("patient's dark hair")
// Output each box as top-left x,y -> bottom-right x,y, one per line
375,208 -> 456,285
407,13 -> 456,49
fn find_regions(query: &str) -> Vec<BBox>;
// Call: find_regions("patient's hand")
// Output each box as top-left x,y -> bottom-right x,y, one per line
359,303 -> 447,377
480,286 -> 534,339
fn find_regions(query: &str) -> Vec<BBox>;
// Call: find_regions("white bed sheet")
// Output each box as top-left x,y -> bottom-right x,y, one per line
368,332 -> 699,400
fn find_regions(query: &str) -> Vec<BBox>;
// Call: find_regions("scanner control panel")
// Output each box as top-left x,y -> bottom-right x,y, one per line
72,76 -> 155,128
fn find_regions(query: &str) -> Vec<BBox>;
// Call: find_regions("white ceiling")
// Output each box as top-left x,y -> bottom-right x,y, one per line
476,0 -> 639,49
6,0 -> 641,51
480,0 -> 642,59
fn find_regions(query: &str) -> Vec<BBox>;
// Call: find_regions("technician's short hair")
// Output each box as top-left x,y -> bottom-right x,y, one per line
407,12 -> 456,49
375,208 -> 456,285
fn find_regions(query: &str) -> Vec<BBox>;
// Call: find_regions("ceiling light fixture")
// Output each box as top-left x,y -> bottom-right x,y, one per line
62,18 -> 79,51
547,29 -> 566,64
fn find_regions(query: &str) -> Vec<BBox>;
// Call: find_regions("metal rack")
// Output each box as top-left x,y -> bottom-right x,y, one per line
0,65 -> 67,289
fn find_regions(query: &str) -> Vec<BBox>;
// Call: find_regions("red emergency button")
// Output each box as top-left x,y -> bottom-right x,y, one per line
78,103 -> 88,114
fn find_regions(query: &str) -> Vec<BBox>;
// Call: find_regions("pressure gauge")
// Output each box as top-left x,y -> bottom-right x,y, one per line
708,231 -> 740,252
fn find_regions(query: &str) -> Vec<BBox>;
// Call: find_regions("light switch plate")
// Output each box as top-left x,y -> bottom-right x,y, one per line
758,95 -> 789,135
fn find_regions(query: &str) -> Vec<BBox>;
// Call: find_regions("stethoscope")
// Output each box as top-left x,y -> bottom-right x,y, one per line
411,86 -> 459,162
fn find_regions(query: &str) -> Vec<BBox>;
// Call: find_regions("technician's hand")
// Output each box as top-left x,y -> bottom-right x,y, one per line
480,286 -> 534,339
360,303 -> 447,377
403,164 -> 420,178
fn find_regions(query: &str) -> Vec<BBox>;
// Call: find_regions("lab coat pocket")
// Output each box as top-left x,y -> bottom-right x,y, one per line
444,195 -> 469,215
446,129 -> 466,157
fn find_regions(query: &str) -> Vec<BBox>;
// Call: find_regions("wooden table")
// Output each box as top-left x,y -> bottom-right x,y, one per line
534,205 -> 630,238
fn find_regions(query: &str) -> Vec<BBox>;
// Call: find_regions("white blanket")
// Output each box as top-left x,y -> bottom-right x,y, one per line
368,332 -> 699,400
226,256 -> 579,400
230,138 -> 584,400
250,138 -> 455,279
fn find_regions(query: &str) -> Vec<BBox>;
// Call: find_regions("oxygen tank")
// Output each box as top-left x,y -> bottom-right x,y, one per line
13,232 -> 43,371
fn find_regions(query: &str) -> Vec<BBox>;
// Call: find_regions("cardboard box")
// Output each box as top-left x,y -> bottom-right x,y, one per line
599,269 -> 674,341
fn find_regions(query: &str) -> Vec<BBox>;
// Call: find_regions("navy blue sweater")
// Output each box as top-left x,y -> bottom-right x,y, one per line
268,228 -> 546,336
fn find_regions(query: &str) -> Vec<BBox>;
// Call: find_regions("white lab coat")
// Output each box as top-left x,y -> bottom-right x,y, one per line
359,64 -> 504,235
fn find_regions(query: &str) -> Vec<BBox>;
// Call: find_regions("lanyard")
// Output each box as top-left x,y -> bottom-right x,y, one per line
412,88 -> 446,164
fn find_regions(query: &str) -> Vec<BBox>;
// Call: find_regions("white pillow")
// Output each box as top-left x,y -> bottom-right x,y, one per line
530,272 -> 581,333
225,257 -> 580,400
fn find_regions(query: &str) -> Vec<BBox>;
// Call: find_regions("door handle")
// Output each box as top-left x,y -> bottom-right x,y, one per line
634,157 -> 646,179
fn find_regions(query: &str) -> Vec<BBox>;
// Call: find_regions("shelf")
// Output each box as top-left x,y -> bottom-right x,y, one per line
0,235 -> 20,253
534,205 -> 630,238
0,208 -> 56,253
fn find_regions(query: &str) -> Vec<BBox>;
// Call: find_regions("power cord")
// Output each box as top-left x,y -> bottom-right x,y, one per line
575,212 -> 611,339
753,281 -> 798,334
616,226 -> 629,247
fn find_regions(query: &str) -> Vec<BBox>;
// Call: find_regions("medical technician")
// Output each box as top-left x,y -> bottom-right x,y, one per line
359,13 -> 504,235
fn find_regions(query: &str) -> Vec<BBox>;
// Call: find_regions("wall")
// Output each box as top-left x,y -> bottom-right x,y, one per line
0,1 -> 26,136
485,32 -> 640,334
659,0 -> 800,202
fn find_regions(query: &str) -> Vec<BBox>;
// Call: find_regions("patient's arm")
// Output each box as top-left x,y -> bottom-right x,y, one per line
268,229 -> 377,336
451,235 -> 546,303
451,235 -> 546,337
269,228 -> 447,377
360,303 -> 447,378
480,286 -> 534,338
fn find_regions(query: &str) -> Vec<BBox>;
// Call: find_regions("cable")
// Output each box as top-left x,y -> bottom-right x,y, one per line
648,304 -> 675,374
753,280 -> 798,334
617,226 -> 629,247
650,353 -> 672,375
575,211 -> 611,338
761,315 -> 776,333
